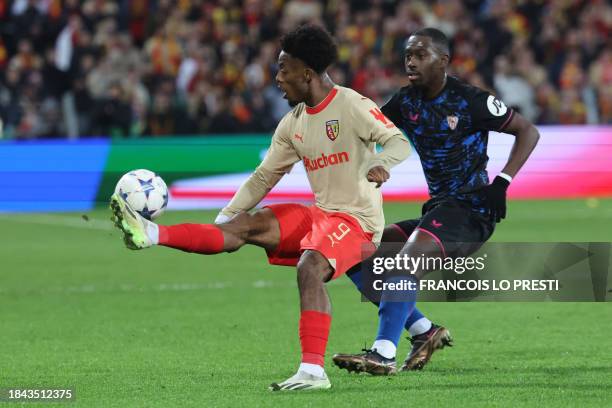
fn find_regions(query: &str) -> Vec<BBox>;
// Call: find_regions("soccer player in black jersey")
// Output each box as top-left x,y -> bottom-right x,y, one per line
334,27 -> 540,375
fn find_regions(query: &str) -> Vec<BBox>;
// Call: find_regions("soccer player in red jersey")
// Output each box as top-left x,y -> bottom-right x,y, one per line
110,24 -> 411,391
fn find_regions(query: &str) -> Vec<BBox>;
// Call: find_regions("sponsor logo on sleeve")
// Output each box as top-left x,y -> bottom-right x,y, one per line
487,95 -> 508,116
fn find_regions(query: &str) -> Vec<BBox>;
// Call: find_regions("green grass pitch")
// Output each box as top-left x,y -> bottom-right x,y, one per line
1,199 -> 611,407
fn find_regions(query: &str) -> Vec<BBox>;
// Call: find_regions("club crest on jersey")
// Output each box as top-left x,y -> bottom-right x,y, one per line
325,120 -> 340,141
447,115 -> 459,130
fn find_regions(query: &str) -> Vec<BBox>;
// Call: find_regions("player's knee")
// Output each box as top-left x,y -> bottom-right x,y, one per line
241,209 -> 279,242
404,229 -> 445,278
381,224 -> 411,243
407,229 -> 444,254
216,212 -> 255,250
250,209 -> 277,231
222,211 -> 264,239
297,251 -> 333,288
296,259 -> 316,289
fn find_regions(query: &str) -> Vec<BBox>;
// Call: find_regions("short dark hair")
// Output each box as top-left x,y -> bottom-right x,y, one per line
280,24 -> 338,73
411,27 -> 450,55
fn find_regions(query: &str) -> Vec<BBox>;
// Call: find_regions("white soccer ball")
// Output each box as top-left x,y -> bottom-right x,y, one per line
114,169 -> 168,220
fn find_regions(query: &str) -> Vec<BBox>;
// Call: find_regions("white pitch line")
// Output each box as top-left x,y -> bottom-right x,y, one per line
0,214 -> 113,231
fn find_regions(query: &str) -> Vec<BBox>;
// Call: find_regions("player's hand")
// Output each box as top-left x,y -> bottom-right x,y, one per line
481,176 -> 510,223
367,166 -> 390,188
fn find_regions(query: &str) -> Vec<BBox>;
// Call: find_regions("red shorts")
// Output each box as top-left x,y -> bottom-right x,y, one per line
265,204 -> 376,279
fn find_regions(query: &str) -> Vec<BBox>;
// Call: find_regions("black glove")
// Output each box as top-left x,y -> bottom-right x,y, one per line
481,176 -> 510,223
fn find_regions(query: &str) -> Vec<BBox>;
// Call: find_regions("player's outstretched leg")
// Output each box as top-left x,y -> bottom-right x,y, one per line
110,193 -> 280,253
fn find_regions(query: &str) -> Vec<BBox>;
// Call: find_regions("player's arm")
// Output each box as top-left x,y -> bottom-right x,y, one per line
353,97 -> 411,187
216,115 -> 300,222
497,112 -> 540,178
470,93 -> 540,221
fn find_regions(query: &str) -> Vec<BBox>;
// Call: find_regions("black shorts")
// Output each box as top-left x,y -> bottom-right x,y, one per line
391,198 -> 495,258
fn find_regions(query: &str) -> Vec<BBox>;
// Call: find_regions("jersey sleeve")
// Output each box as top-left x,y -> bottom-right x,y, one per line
220,113 -> 300,216
258,114 -> 301,174
380,91 -> 402,128
467,89 -> 514,132
350,97 -> 411,172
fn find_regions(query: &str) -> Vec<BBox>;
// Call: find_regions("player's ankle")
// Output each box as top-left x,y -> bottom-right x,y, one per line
299,362 -> 325,377
372,339 -> 396,359
408,317 -> 432,337
147,222 -> 160,245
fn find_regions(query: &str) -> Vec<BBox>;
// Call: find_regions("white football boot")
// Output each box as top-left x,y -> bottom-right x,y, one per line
110,193 -> 154,250
269,370 -> 331,391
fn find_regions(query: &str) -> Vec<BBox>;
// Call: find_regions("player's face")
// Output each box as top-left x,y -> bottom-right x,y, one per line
276,51 -> 310,107
404,36 -> 447,87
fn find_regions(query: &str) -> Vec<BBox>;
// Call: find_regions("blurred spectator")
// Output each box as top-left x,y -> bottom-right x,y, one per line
493,55 -> 537,121
0,0 -> 610,139
589,46 -> 612,123
534,82 -> 561,124
90,82 -> 131,137
208,92 -> 241,134
558,88 -> 587,125
9,39 -> 42,73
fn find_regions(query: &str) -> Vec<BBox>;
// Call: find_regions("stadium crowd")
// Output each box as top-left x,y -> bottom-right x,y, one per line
0,0 -> 610,139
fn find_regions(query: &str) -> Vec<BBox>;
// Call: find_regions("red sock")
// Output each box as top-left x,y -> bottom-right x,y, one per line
158,224 -> 224,254
299,310 -> 332,367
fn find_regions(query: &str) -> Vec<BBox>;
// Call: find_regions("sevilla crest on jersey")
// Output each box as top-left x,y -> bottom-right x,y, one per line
447,115 -> 458,130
